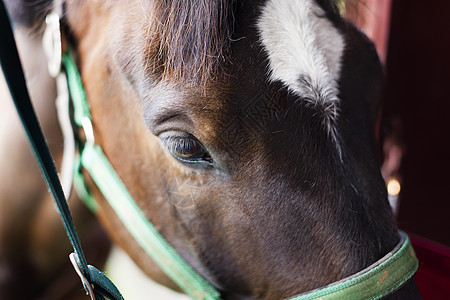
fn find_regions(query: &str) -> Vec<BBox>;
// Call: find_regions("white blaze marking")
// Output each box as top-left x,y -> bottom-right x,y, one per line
257,0 -> 345,136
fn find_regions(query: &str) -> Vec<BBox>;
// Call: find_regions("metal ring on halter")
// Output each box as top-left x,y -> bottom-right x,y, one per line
69,253 -> 96,300
43,12 -> 62,77
43,9 -> 75,200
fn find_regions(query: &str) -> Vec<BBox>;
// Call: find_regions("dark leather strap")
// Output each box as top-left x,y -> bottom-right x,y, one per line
0,2 -> 122,299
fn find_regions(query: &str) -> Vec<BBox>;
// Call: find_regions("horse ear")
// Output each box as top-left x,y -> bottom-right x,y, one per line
3,0 -> 53,28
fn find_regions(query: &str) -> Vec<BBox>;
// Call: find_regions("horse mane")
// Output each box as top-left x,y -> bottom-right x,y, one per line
147,0 -> 235,85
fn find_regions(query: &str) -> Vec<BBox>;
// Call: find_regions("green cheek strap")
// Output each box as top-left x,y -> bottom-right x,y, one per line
63,51 -> 222,300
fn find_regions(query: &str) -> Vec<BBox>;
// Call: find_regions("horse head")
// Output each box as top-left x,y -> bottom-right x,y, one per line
5,0 -> 420,298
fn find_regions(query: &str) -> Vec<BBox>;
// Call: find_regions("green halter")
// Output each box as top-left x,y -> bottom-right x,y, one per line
63,49 -> 418,300
289,231 -> 417,300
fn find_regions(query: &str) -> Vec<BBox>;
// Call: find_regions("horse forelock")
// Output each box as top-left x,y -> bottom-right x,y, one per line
144,0 -> 235,85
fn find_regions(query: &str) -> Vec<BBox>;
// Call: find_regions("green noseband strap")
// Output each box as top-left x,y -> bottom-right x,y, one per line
289,232 -> 418,300
63,51 -> 418,300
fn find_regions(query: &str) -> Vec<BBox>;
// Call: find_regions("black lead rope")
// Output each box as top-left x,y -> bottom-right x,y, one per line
0,0 -> 88,276
0,2 -> 122,299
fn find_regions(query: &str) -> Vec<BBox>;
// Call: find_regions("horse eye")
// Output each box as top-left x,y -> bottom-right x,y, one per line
163,135 -> 213,165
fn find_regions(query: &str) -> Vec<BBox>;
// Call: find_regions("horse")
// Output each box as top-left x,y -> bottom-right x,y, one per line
1,0 -> 421,299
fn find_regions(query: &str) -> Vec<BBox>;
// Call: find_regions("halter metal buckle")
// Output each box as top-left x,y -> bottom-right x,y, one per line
69,253 -> 96,300
81,116 -> 95,145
